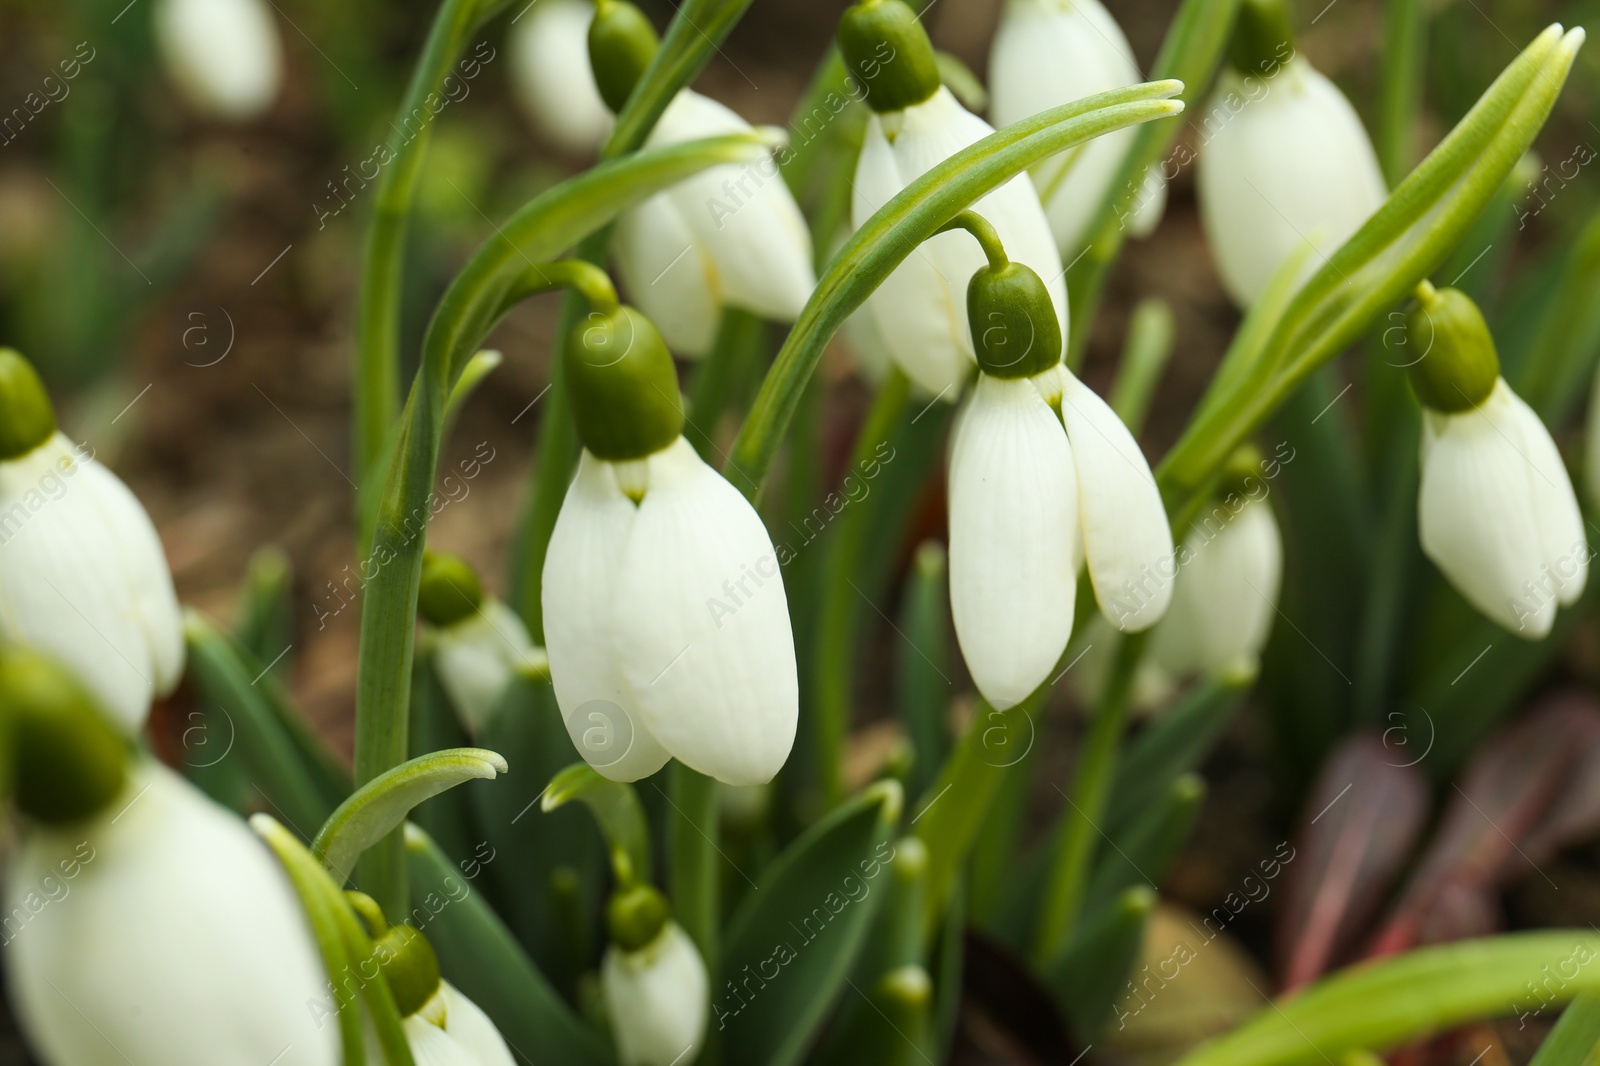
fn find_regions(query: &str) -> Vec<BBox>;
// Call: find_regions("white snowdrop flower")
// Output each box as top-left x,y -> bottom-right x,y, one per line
1408,284 -> 1587,638
602,918 -> 709,1066
1149,490 -> 1283,678
1195,3 -> 1385,306
399,982 -> 517,1066
508,0 -> 613,156
943,225 -> 1171,707
989,0 -> 1168,254
418,553 -> 547,736
10,761 -> 336,1066
542,305 -> 798,785
154,0 -> 283,122
0,352 -> 182,736
613,90 -> 816,357
839,0 -> 1065,399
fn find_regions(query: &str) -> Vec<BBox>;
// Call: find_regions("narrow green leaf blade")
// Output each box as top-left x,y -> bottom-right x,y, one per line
541,762 -> 652,886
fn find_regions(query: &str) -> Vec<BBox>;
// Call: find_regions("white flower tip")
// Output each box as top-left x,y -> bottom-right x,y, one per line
477,751 -> 510,776
247,812 -> 277,835
752,124 -> 790,150
1151,78 -> 1185,100
1561,26 -> 1586,55
864,778 -> 904,827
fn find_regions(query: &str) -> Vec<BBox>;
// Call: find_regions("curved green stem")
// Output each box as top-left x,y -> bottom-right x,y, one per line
937,211 -> 1009,271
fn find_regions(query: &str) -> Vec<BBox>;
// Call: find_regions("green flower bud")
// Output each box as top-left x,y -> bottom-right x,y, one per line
0,349 -> 57,461
589,0 -> 660,114
1228,0 -> 1296,77
1406,283 -> 1501,413
1218,444 -> 1266,498
417,551 -> 484,628
607,882 -> 670,953
968,261 -> 1063,379
0,648 -> 127,825
375,923 -> 442,1019
564,305 -> 684,461
837,0 -> 941,114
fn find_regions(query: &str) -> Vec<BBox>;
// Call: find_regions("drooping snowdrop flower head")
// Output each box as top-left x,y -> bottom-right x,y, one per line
598,1 -> 815,357
1195,0 -> 1386,306
0,649 -> 337,1066
989,0 -> 1168,255
418,552 -> 548,736
1408,283 -> 1587,638
371,923 -> 516,1066
542,297 -> 798,785
154,0 -> 284,121
0,349 -> 183,736
509,0 -> 613,156
839,0 -> 1066,398
600,883 -> 709,1066
1148,447 -> 1284,679
943,215 -> 1172,708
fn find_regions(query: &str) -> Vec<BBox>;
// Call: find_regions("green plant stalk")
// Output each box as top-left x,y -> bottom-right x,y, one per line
352,135 -> 773,917
666,763 -> 720,966
728,81 -> 1187,497
811,370 -> 912,806
686,309 -> 768,462
1108,297 -> 1176,432
354,0 -> 503,510
1065,0 -> 1240,369
1158,26 -> 1583,518
1376,0 -> 1428,188
1033,631 -> 1148,967
1173,932 -> 1600,1066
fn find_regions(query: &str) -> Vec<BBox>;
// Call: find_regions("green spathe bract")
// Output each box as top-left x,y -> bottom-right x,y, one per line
590,0 -> 661,114
375,924 -> 443,1019
563,305 -> 685,462
836,0 -> 941,114
0,649 -> 126,824
0,349 -> 56,461
1406,283 -> 1501,413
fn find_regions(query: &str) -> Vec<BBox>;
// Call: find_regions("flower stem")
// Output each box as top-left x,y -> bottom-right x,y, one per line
665,763 -> 720,967
1033,630 -> 1148,967
1376,0 -> 1428,188
685,309 -> 768,462
936,210 -> 1010,271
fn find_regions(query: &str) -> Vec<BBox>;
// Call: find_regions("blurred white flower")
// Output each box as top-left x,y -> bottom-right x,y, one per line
601,921 -> 708,1066
614,91 -> 815,357
431,599 -> 547,736
543,437 -> 798,785
949,367 -> 1172,708
508,0 -> 613,156
1418,376 -> 1587,638
1149,494 -> 1283,678
399,981 -> 516,1066
8,763 -> 337,1066
154,0 -> 283,122
989,0 -> 1167,254
0,432 -> 183,736
851,87 -> 1066,397
1196,56 -> 1386,306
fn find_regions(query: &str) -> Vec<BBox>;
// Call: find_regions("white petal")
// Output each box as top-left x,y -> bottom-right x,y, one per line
612,438 -> 798,786
507,0 -> 612,156
1418,380 -> 1572,637
988,0 -> 1147,254
1196,59 -> 1387,306
948,375 -> 1078,709
1150,497 -> 1283,677
154,0 -> 282,121
0,434 -> 184,735
440,983 -> 516,1066
433,600 -> 539,736
1058,372 -> 1174,630
543,452 -> 671,781
1502,383 -> 1589,607
9,764 -> 338,1066
601,923 -> 709,1066
614,195 -> 722,357
651,92 -> 816,325
401,1017 -> 481,1066
852,88 -> 1065,397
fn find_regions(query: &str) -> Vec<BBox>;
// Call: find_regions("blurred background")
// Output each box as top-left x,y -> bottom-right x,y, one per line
0,0 -> 1597,1061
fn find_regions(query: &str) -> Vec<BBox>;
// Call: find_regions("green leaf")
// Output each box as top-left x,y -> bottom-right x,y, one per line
1084,773 -> 1204,919
1109,298 -> 1176,434
1105,673 -> 1247,835
1160,25 -> 1586,507
1530,992 -> 1600,1066
1046,885 -> 1156,1043
542,762 -> 652,886
1174,932 -> 1600,1066
715,781 -> 902,1066
232,546 -> 294,675
898,541 -> 953,802
727,80 -> 1187,495
316,748 -> 508,884
405,825 -> 616,1066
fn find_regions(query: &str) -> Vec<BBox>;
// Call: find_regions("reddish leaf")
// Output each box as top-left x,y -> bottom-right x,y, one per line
1276,734 -> 1429,989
